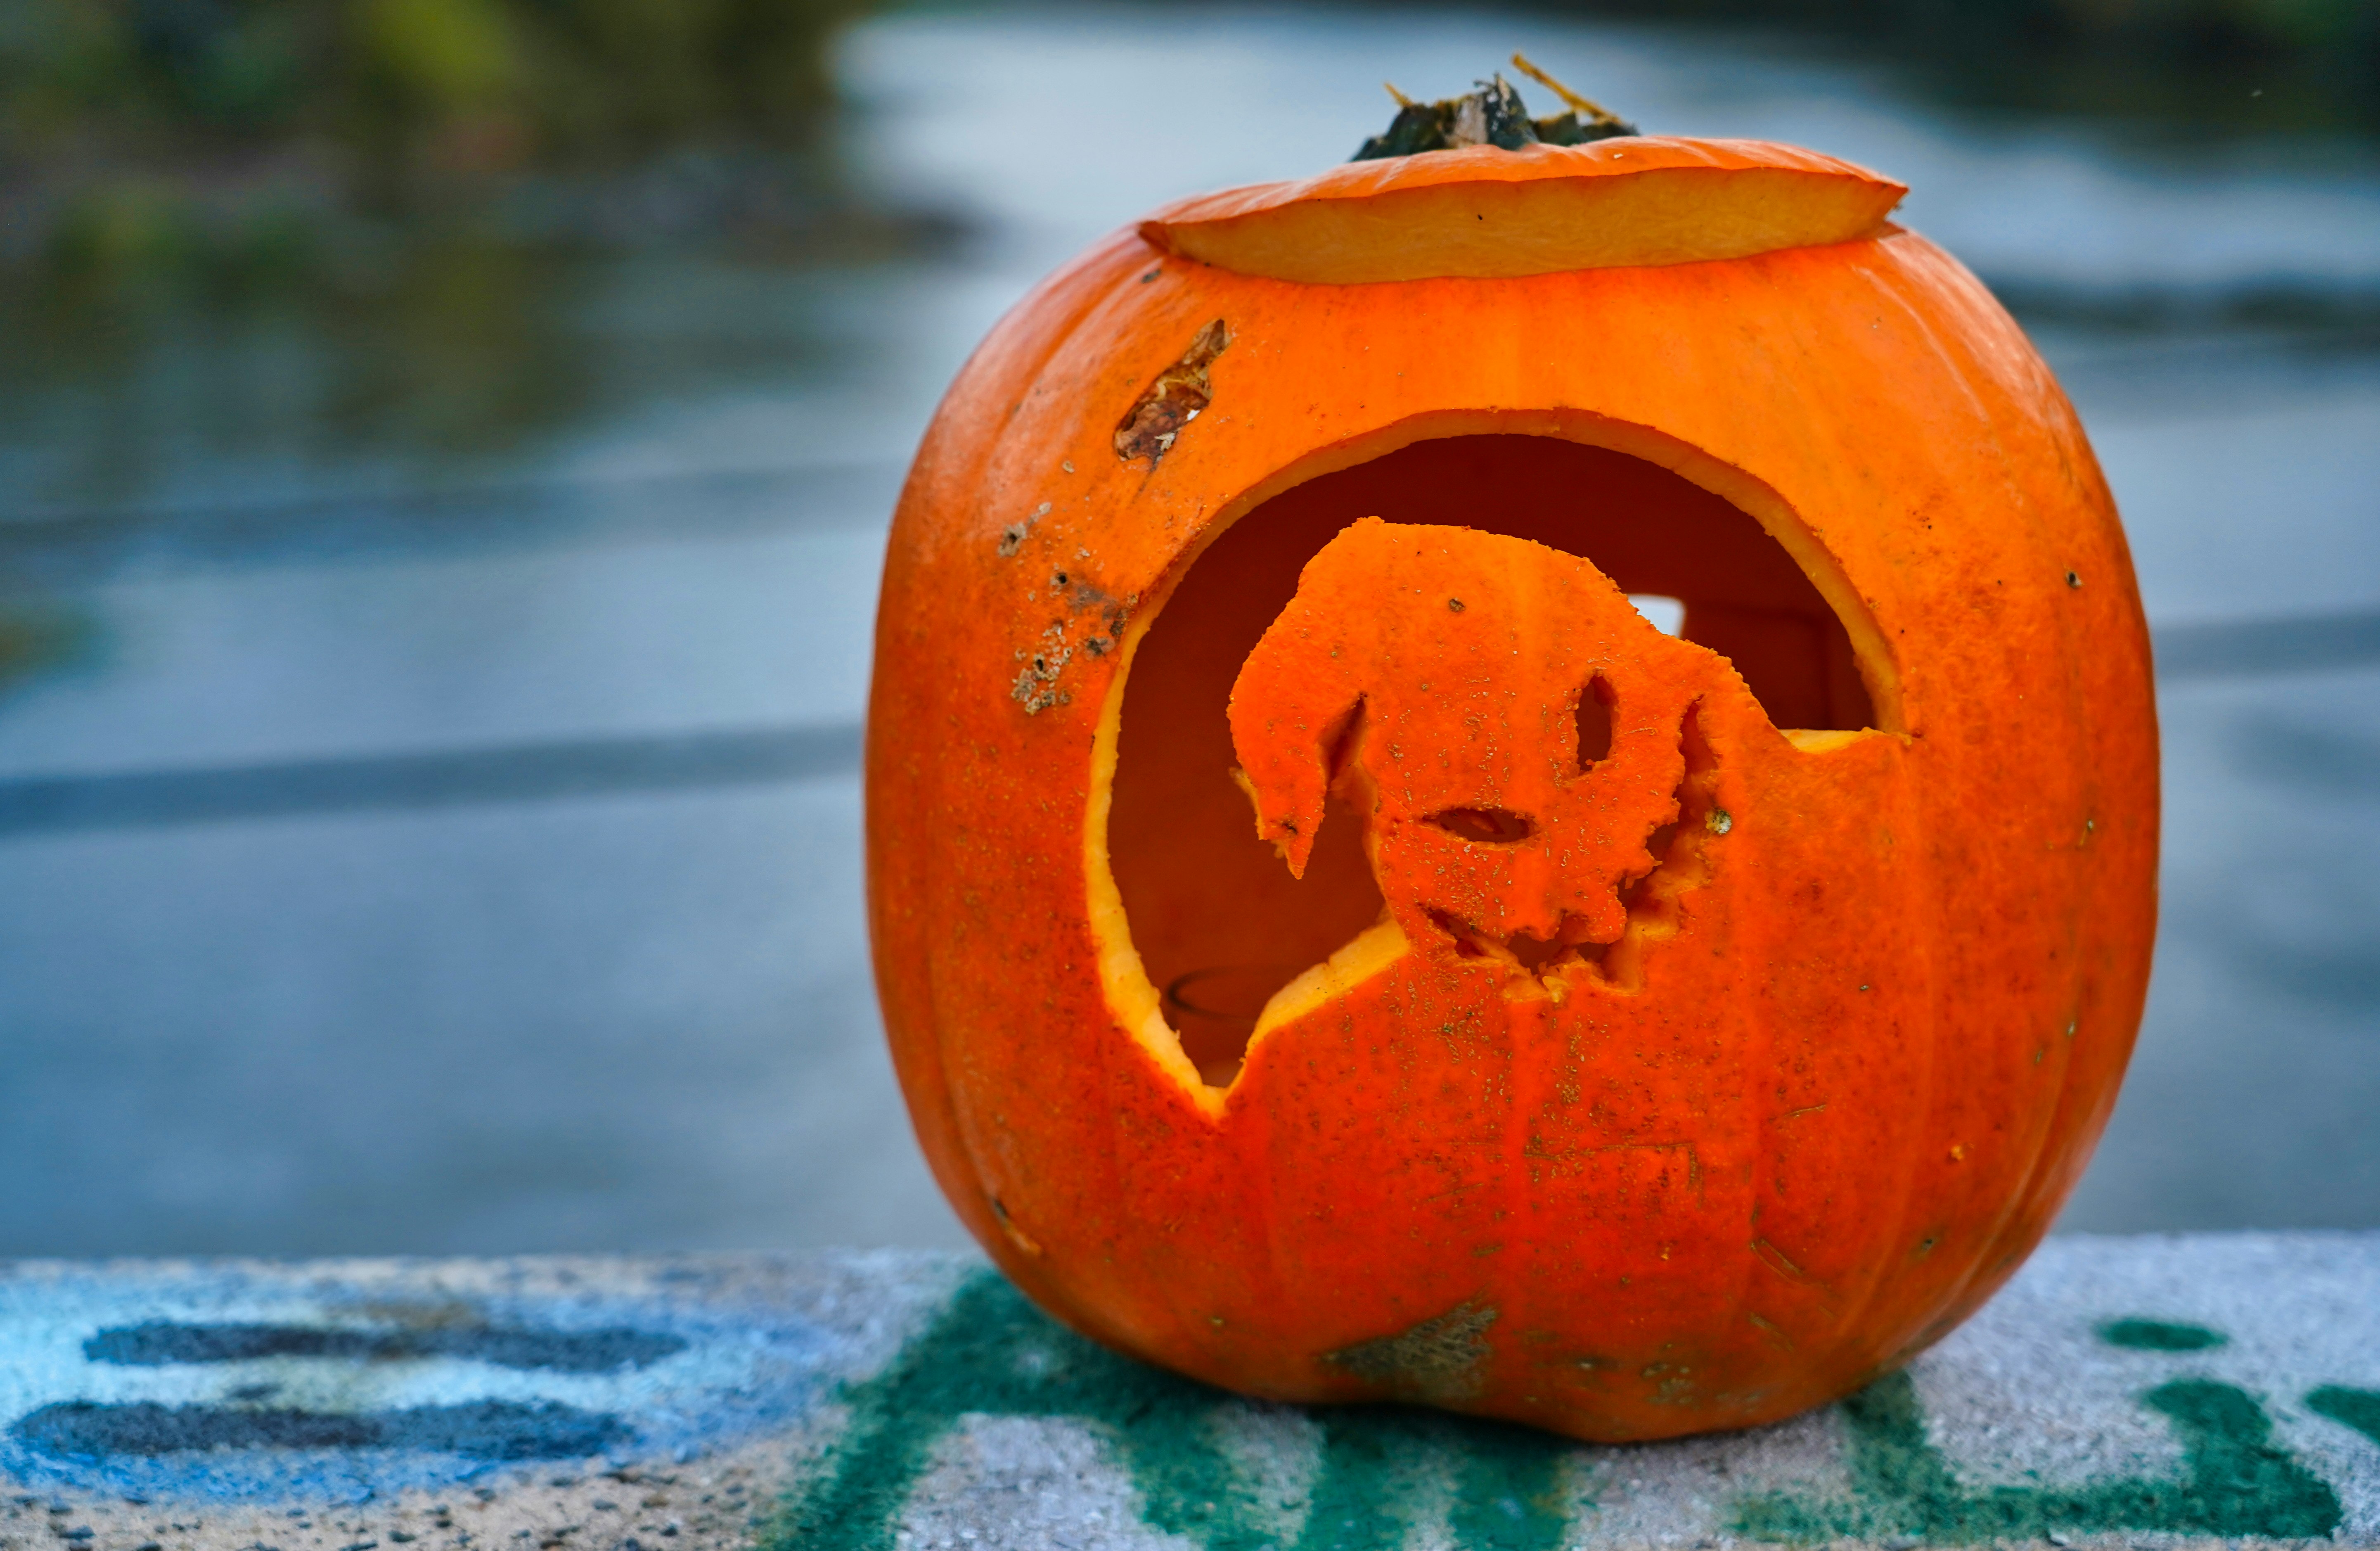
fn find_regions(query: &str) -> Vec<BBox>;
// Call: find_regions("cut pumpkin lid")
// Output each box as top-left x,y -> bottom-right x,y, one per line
1139,138 -> 1907,285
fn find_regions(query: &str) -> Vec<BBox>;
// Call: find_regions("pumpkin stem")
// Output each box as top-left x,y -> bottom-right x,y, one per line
1509,52 -> 1628,129
1350,63 -> 1638,162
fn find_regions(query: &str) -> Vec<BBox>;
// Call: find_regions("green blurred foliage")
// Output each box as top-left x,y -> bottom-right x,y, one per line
1551,0 -> 2379,59
0,599 -> 95,696
1,0 -> 863,151
1558,0 -> 2380,130
0,0 -> 869,226
0,3 -> 953,488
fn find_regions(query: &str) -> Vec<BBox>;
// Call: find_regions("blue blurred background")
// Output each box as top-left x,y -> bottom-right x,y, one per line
1,0 -> 2375,1255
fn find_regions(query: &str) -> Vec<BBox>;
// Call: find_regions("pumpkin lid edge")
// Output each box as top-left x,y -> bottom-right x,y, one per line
1138,139 -> 1907,285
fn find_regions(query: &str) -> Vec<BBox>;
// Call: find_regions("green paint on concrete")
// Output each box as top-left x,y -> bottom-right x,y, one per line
1294,1410 -> 1433,1551
2307,1385 -> 2380,1447
1294,1408 -> 1573,1551
769,1275 -> 2344,1551
1440,1416 -> 1577,1551
1735,1370 -> 2340,1543
766,1272 -> 1267,1551
764,1271 -> 1576,1551
2098,1318 -> 2228,1351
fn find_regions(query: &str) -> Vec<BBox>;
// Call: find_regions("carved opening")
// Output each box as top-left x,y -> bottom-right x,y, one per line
1428,907 -> 1573,977
1597,701 -> 1723,991
1163,964 -> 1306,1083
1106,432 -> 1875,1089
1630,595 -> 1685,636
1426,807 -> 1537,844
1575,675 -> 1616,768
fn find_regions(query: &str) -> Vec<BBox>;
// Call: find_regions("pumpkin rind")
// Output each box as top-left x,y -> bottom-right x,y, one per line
865,150 -> 2156,1440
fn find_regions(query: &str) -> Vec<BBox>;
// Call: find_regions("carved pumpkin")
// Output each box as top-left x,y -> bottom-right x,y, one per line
865,87 -> 2157,1440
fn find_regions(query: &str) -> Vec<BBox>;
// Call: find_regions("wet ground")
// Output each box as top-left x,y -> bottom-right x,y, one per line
1,6 -> 2375,1255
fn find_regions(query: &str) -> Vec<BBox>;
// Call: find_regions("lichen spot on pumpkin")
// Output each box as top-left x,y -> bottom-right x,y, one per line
1011,624 -> 1072,715
997,500 -> 1052,558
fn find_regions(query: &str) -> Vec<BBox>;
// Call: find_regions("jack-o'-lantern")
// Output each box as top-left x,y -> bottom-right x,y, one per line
865,66 -> 2157,1441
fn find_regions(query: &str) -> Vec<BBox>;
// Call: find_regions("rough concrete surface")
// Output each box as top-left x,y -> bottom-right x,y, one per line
1,1235 -> 2374,1550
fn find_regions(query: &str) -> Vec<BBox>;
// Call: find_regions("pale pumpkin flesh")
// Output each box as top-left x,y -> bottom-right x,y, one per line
1141,138 -> 1906,284
1149,166 -> 1901,284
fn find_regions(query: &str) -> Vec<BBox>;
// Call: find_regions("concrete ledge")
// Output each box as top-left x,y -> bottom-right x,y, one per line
2,1234 -> 2375,1550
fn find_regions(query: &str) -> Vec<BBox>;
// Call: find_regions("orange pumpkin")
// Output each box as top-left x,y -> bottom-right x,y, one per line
865,120 -> 2157,1440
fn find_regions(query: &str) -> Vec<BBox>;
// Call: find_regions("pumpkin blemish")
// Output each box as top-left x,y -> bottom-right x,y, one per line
1114,319 -> 1230,466
1324,1300 -> 1499,1403
1011,624 -> 1071,715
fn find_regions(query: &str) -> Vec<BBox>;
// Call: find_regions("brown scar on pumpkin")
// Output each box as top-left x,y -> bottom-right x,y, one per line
988,1195 -> 1043,1257
1063,575 -> 1133,657
1114,318 -> 1230,466
1073,583 -> 1132,658
1322,1298 -> 1498,1402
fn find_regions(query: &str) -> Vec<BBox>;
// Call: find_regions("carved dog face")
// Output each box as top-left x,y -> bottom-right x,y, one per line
1228,519 -> 1751,976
